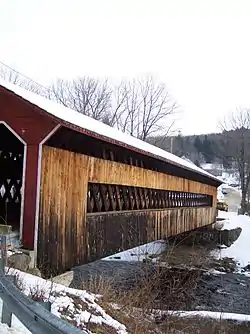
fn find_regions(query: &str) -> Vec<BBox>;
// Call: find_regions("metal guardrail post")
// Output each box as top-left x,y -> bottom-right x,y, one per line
1,303 -> 11,327
0,235 -> 7,268
0,230 -> 85,333
0,258 -> 4,273
0,275 -> 85,333
1,276 -> 15,327
39,301 -> 52,312
0,234 -> 6,275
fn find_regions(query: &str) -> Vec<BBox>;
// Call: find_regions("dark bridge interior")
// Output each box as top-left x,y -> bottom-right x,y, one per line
0,124 -> 24,231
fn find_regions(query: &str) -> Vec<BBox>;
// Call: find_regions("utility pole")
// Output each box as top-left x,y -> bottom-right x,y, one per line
170,137 -> 173,153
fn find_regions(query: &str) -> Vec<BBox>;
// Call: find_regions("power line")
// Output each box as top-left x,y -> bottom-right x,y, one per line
0,60 -> 49,92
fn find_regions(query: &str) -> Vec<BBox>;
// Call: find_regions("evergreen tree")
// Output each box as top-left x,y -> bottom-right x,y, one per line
202,135 -> 214,162
194,136 -> 203,152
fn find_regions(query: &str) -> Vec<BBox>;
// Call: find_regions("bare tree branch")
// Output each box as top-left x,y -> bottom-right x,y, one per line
113,76 -> 178,141
1,65 -> 179,145
49,77 -> 112,122
220,108 -> 250,213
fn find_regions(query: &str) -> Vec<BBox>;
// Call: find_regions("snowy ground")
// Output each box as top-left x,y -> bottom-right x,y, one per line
0,240 -> 167,333
217,185 -> 225,200
102,240 -> 167,262
159,309 -> 250,323
2,210 -> 250,333
0,269 -> 128,334
214,211 -> 250,273
221,171 -> 240,186
0,321 -> 28,334
0,302 -> 30,333
155,210 -> 250,323
217,183 -> 241,201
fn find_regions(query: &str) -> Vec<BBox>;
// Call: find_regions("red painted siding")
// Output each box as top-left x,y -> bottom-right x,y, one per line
0,87 -> 60,249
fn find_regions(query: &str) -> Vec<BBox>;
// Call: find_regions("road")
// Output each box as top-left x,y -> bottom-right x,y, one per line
223,187 -> 241,213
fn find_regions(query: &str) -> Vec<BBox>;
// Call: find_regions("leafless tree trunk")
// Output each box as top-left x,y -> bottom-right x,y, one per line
50,78 -> 112,122
220,108 -> 250,214
102,81 -> 130,127
113,76 -> 177,141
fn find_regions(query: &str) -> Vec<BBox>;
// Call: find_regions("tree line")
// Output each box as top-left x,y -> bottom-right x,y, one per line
151,109 -> 250,214
148,132 -> 227,167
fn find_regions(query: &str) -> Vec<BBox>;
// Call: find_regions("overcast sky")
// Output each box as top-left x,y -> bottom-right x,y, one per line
1,0 -> 250,135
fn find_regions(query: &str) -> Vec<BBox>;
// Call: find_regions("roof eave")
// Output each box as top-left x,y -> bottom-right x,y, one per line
61,121 -> 222,186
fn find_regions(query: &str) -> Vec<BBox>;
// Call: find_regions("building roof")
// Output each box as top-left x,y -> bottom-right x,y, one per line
0,78 -> 222,184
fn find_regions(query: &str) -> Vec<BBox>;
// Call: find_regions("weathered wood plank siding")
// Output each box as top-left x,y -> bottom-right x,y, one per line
38,146 -> 88,275
86,207 -> 214,261
38,146 -> 217,276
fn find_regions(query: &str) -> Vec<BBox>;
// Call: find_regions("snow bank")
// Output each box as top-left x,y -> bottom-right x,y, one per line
221,171 -> 240,186
168,310 -> 250,322
0,298 -> 31,333
6,269 -> 127,334
102,240 -> 166,262
213,212 -> 250,271
217,185 -> 225,200
0,321 -> 28,334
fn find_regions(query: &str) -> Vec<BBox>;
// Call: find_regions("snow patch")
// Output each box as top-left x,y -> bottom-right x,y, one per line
213,212 -> 250,272
6,269 -> 127,334
169,310 -> 250,322
102,240 -> 166,262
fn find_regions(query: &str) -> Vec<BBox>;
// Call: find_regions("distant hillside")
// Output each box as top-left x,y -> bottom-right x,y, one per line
147,132 -> 233,168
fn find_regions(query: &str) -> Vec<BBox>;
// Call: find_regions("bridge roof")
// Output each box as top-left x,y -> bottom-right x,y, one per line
0,78 -> 222,185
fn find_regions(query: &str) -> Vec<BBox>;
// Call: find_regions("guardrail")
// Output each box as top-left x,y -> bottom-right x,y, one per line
0,274 -> 87,333
0,234 -> 86,333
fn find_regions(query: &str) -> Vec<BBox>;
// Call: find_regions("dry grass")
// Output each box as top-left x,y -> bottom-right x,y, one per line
99,304 -> 250,334
79,262 -> 204,333
10,233 -> 247,333
81,274 -> 115,298
79,235 -> 247,333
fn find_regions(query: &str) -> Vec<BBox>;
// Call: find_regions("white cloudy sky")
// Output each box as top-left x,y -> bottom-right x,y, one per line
1,0 -> 250,135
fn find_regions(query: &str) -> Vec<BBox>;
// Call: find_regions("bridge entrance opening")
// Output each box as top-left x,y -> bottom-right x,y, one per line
0,123 -> 25,243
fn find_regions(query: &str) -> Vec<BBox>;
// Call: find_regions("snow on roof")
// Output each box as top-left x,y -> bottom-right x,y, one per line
0,78 -> 221,184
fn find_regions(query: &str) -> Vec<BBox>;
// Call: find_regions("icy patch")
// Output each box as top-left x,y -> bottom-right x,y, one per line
170,310 -> 250,322
101,240 -> 166,262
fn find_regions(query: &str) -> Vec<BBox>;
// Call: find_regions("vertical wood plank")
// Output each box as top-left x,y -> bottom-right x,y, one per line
38,145 -> 218,277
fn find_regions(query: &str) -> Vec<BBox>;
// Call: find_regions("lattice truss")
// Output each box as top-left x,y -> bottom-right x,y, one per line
0,150 -> 23,204
87,183 -> 212,213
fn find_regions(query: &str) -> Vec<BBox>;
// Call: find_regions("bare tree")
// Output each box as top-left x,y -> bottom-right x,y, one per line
220,108 -> 250,213
113,76 -> 178,141
50,78 -> 112,122
0,64 -> 48,96
105,81 -> 130,127
50,76 -> 178,141
1,64 -> 178,144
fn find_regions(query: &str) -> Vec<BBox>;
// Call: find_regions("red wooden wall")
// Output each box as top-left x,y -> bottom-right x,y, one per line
0,87 -> 59,249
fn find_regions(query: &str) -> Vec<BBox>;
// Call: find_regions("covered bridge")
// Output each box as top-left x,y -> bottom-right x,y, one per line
0,79 -> 222,276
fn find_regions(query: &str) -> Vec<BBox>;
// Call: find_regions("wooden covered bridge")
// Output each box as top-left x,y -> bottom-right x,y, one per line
0,79 -> 222,276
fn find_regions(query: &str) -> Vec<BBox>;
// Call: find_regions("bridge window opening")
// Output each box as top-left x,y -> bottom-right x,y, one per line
87,182 -> 213,213
0,124 -> 25,237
